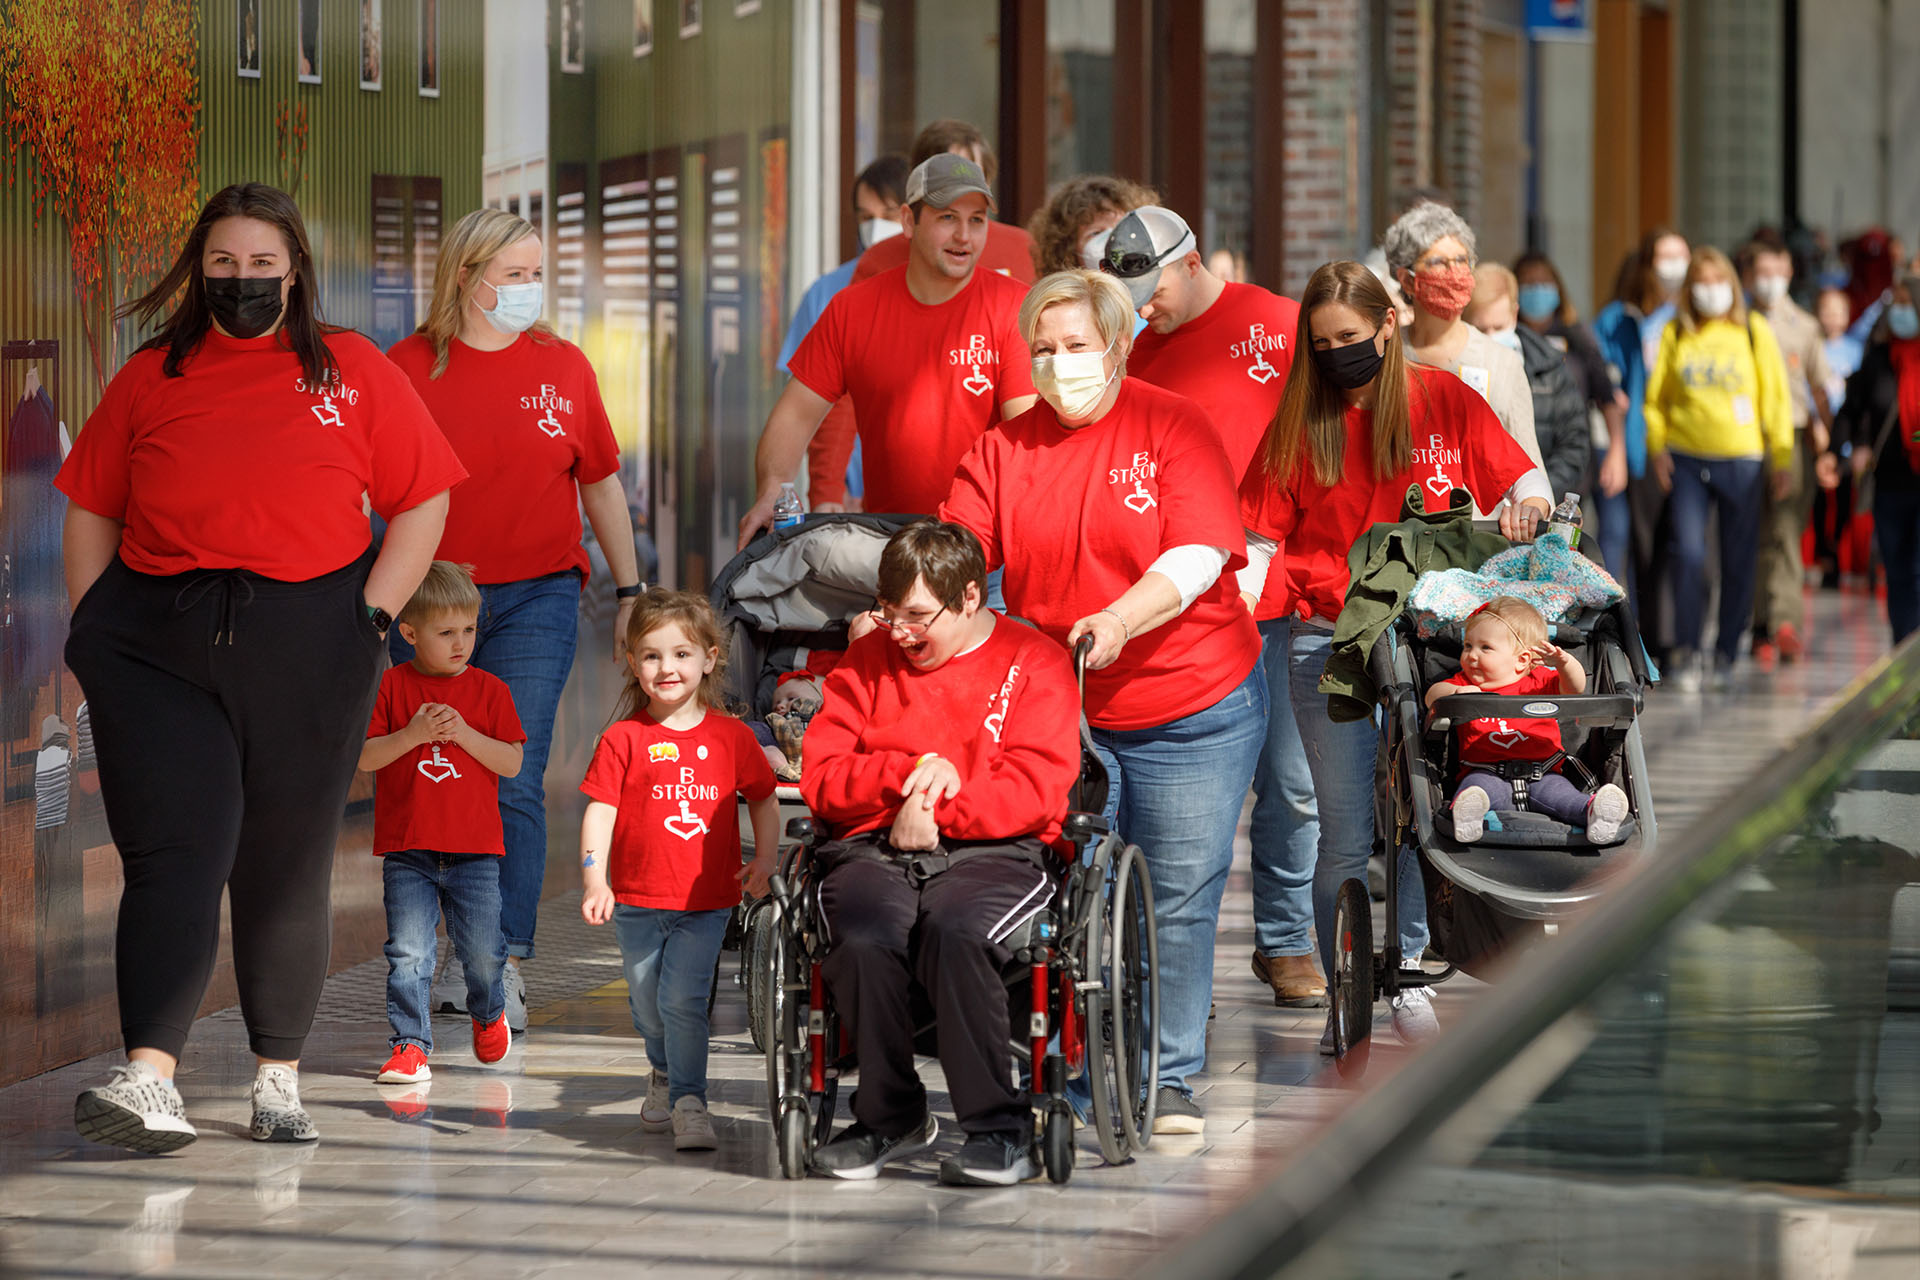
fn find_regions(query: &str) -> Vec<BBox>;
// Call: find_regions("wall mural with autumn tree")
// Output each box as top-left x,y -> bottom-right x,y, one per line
0,0 -> 201,393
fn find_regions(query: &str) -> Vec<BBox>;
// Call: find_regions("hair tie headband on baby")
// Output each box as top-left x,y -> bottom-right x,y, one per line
1467,602 -> 1527,646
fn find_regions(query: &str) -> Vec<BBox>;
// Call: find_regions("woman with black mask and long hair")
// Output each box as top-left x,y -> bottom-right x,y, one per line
56,182 -> 466,1152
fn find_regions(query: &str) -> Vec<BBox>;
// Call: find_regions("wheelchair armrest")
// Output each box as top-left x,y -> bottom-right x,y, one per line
785,816 -> 821,845
1062,812 -> 1108,845
1427,691 -> 1639,731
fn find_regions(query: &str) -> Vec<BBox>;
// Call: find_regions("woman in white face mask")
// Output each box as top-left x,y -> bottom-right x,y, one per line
386,208 -> 645,1021
937,269 -> 1267,1135
1643,245 -> 1796,692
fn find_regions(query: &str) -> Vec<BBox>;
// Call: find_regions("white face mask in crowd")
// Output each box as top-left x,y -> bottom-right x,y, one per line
859,216 -> 903,250
1032,337 -> 1119,421
479,279 -> 544,334
1750,275 -> 1790,308
1486,325 -> 1522,352
1691,281 -> 1735,318
1080,228 -> 1113,271
1654,256 -> 1690,294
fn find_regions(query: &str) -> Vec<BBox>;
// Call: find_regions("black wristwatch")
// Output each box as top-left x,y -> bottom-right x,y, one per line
366,603 -> 393,632
615,583 -> 645,600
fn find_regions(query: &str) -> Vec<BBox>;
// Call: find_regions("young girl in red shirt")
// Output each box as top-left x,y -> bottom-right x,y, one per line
578,591 -> 779,1151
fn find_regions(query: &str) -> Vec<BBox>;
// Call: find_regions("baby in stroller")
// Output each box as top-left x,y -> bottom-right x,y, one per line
1424,595 -> 1631,846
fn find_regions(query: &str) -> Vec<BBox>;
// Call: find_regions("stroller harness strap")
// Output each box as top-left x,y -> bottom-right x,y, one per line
1477,749 -> 1597,807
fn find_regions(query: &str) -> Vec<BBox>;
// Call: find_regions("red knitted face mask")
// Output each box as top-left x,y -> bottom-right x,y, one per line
1409,265 -> 1475,320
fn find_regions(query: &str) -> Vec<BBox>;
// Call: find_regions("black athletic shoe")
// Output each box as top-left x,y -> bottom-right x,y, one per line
1151,1085 -> 1205,1135
812,1112 -> 938,1180
937,1130 -> 1038,1186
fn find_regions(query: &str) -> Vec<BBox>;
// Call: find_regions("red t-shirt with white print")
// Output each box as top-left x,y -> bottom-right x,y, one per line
786,265 -> 1035,517
1451,666 -> 1565,766
387,331 -> 621,585
57,329 -> 466,580
1239,366 -> 1533,624
369,662 -> 527,856
579,712 -> 778,912
1128,282 -> 1301,482
939,378 -> 1261,731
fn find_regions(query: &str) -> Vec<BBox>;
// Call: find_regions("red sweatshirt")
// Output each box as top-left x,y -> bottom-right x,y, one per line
800,618 -> 1081,844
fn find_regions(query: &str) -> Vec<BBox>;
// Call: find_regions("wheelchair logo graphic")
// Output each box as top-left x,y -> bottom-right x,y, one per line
663,800 -> 709,842
417,743 -> 461,783
1245,350 -> 1279,384
535,405 -> 566,438
1123,481 -> 1157,514
1487,719 -> 1527,751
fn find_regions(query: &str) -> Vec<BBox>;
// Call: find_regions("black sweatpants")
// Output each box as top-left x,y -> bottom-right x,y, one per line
64,546 -> 385,1060
818,840 -> 1055,1142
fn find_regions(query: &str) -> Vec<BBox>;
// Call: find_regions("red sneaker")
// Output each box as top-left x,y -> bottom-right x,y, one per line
377,1044 -> 431,1084
473,1012 -> 511,1065
1752,639 -> 1778,669
1775,622 -> 1804,662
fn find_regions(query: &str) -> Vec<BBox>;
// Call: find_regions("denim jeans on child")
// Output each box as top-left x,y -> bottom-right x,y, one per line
392,572 -> 581,960
1248,618 -> 1318,959
1665,453 -> 1766,665
1088,663 -> 1266,1095
1282,627 -> 1429,979
612,904 -> 731,1105
383,850 -> 508,1053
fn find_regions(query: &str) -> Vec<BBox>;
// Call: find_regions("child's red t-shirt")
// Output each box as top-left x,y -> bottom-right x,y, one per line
1451,667 -> 1565,766
580,711 -> 778,911
369,663 -> 527,856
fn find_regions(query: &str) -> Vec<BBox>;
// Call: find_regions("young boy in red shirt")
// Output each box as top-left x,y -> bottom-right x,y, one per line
360,562 -> 527,1084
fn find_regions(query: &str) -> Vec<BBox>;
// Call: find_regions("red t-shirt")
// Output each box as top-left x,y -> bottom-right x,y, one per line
1239,367 -> 1534,623
788,266 -> 1035,516
387,332 -> 621,584
57,329 -> 466,580
801,618 -> 1080,843
369,662 -> 527,856
1128,282 -> 1301,481
940,379 -> 1261,731
579,712 -> 778,911
852,220 -> 1037,284
1449,667 -> 1565,765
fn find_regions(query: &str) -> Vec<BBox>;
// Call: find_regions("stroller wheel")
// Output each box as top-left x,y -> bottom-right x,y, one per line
1332,879 -> 1374,1077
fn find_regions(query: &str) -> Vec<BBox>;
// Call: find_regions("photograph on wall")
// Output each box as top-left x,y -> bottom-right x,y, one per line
735,0 -> 761,15
418,0 -> 438,96
680,0 -> 701,39
298,0 -> 321,82
360,0 -> 382,89
237,0 -> 262,77
633,0 -> 653,56
561,0 -> 585,71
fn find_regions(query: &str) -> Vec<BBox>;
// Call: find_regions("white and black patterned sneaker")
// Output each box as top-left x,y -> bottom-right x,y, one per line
503,962 -> 528,1033
250,1065 -> 318,1143
75,1061 -> 197,1154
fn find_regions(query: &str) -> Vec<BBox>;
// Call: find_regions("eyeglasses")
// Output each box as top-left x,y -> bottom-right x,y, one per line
867,603 -> 949,639
1415,253 -> 1475,273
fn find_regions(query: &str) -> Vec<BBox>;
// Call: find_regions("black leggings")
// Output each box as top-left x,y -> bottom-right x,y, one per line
65,547 -> 385,1060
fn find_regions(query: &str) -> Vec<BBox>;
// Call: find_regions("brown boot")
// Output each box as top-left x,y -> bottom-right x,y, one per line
1251,951 -> 1327,1008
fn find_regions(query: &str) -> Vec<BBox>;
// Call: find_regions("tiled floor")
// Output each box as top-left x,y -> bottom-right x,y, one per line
0,590 -> 1896,1280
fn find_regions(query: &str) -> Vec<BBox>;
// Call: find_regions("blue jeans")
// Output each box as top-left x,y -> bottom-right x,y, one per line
1089,663 -> 1266,1093
612,904 -> 731,1105
1876,487 -> 1920,643
392,573 -> 581,958
1285,628 -> 1428,979
1666,454 -> 1766,664
383,850 -> 507,1052
1248,618 -> 1317,958
1595,487 -> 1632,584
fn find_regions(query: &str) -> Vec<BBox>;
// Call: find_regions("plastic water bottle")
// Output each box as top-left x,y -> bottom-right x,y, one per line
1548,492 -> 1582,546
772,483 -> 804,531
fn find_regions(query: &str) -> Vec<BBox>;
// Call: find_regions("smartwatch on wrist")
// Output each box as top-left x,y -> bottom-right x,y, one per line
615,583 -> 645,600
366,604 -> 393,632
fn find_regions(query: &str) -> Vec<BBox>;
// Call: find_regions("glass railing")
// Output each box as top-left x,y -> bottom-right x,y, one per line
1146,642 -> 1920,1280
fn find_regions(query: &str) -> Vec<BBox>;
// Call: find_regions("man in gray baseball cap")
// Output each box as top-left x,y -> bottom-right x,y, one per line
903,152 -> 997,212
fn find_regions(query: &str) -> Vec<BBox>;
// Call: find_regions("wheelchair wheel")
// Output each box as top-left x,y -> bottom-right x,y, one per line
1043,1105 -> 1075,1184
763,903 -> 810,1178
744,900 -> 775,1054
1110,843 -> 1159,1152
1331,878 -> 1374,1077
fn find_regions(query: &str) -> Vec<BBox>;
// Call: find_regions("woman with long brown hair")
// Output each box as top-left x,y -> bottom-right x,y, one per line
387,208 -> 643,1028
1239,260 -> 1548,1050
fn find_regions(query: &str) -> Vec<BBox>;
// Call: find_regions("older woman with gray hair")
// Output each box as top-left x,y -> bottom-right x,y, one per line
1382,201 -> 1547,529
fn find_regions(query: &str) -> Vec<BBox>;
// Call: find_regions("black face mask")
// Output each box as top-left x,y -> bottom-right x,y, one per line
204,275 -> 288,339
1312,333 -> 1385,389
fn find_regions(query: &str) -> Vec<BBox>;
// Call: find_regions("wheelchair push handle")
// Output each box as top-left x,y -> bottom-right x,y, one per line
1074,633 -> 1095,699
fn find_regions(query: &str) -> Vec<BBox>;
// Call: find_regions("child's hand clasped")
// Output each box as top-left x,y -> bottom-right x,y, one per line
581,881 -> 615,925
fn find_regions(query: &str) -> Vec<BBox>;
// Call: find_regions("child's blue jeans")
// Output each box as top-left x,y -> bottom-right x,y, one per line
612,904 -> 731,1105
384,850 -> 508,1053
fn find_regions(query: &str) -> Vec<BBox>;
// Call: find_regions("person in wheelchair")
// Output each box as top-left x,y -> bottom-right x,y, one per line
800,519 -> 1081,1185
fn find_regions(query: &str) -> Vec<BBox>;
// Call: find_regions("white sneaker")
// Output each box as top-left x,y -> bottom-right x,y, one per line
1453,785 -> 1491,843
250,1065 -> 318,1143
640,1069 -> 671,1131
503,962 -> 528,1033
1586,783 -> 1630,845
671,1095 -> 718,1151
75,1061 -> 197,1153
1670,651 -> 1704,694
1390,981 -> 1440,1045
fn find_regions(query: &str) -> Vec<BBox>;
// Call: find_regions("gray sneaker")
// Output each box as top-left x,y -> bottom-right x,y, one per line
76,1061 -> 197,1154
1151,1086 -> 1204,1135
250,1065 -> 318,1143
671,1095 -> 718,1152
640,1070 -> 671,1132
503,962 -> 528,1033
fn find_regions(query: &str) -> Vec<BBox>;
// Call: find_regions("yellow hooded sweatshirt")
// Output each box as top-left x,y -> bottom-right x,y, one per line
1644,312 -> 1794,470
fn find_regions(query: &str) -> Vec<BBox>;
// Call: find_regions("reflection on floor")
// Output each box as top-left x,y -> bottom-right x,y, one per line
0,590 -> 1899,1279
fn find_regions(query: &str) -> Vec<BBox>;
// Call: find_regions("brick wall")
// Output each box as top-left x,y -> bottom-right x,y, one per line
1437,0 -> 1483,229
1205,51 -> 1256,269
1277,0 -> 1363,291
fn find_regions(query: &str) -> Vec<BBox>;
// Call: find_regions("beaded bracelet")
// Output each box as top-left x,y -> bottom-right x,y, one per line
1100,606 -> 1131,640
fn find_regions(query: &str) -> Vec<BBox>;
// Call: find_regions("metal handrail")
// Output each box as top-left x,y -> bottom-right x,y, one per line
1140,637 -> 1920,1280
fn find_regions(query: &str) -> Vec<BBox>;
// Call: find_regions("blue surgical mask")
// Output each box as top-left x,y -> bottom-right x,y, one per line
1486,325 -> 1523,352
1891,304 -> 1920,341
479,279 -> 544,334
1517,282 -> 1560,322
